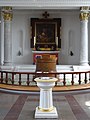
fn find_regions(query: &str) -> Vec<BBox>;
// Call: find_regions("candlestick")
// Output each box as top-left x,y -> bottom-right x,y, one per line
56,37 -> 58,46
34,37 -> 36,46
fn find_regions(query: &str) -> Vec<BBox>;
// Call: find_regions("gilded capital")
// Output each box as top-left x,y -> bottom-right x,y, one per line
80,12 -> 89,21
2,7 -> 13,21
80,6 -> 90,11
80,6 -> 90,21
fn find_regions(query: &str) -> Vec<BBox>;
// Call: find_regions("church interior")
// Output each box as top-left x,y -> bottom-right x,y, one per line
0,0 -> 90,119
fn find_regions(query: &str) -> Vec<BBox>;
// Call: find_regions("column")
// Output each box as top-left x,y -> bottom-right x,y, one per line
79,7 -> 90,66
2,7 -> 13,65
0,10 -> 4,65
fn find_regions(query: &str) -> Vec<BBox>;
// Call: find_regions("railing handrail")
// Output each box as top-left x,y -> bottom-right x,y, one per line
0,70 -> 90,74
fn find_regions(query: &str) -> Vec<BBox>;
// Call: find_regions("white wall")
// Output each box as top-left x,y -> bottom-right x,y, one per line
11,10 -> 90,65
0,21 -> 1,64
88,17 -> 90,64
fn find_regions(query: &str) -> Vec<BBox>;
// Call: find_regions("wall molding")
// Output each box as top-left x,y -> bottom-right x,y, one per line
0,0 -> 90,10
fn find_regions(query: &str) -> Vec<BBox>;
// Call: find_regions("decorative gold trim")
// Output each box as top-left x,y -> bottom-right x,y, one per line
80,6 -> 90,11
2,7 -> 13,21
3,6 -> 12,11
79,12 -> 89,21
80,6 -> 90,21
35,79 -> 58,82
36,42 -> 55,44
38,106 -> 54,112
34,77 -> 58,82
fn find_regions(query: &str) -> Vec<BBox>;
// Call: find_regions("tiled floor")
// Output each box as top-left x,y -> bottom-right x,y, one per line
0,90 -> 90,120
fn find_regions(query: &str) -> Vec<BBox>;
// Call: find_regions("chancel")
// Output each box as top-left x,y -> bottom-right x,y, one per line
0,0 -> 90,120
0,2 -> 90,66
0,0 -> 90,88
0,0 -> 90,90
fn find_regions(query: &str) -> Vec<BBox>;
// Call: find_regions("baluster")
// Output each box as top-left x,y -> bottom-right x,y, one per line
55,73 -> 57,78
71,74 -> 74,85
78,73 -> 81,84
84,73 -> 87,84
63,73 -> 66,86
55,73 -> 57,86
19,74 -> 21,85
5,73 -> 8,84
1,71 -> 3,83
12,73 -> 14,85
27,74 -> 30,86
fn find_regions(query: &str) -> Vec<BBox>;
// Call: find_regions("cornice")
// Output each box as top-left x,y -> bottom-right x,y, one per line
0,0 -> 90,10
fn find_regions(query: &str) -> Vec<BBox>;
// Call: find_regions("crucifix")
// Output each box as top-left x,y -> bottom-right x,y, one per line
42,11 -> 49,18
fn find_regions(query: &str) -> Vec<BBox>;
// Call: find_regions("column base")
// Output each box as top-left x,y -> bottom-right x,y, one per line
4,62 -> 12,66
35,106 -> 58,118
80,62 -> 89,66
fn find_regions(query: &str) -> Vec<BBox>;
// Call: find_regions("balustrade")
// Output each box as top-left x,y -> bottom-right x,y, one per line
0,71 -> 90,87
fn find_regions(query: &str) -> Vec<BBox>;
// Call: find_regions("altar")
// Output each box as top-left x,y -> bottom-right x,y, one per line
32,50 -> 60,64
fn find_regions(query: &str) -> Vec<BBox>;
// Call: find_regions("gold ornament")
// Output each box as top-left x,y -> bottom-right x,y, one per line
80,12 -> 89,21
80,6 -> 90,11
80,6 -> 90,21
2,7 -> 13,21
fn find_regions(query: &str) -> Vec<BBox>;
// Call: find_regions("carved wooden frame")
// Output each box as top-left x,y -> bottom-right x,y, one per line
31,18 -> 61,50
